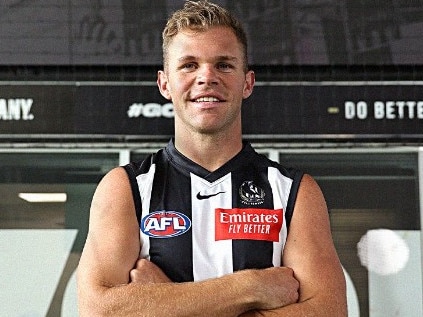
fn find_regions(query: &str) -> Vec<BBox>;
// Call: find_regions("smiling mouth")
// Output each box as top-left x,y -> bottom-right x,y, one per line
194,96 -> 222,102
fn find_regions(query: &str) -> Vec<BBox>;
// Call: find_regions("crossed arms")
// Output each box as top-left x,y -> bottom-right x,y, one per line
77,167 -> 347,316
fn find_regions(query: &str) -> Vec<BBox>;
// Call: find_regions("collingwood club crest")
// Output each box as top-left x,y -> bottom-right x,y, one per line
239,181 -> 265,205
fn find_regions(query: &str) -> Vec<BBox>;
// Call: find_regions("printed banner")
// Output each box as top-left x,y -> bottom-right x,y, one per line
1,82 -> 422,140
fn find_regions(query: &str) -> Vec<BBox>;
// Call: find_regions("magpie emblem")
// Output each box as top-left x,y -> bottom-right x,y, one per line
239,181 -> 265,205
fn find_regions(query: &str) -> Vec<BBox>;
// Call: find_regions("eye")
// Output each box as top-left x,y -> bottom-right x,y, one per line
181,63 -> 197,72
217,62 -> 234,72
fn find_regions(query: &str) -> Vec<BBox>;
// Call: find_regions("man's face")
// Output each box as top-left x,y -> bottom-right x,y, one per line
157,26 -> 255,135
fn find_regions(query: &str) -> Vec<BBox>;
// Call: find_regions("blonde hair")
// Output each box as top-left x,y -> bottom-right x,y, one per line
162,0 -> 248,71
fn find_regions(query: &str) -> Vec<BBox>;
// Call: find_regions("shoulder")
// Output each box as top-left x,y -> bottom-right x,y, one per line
287,173 -> 330,247
90,167 -> 135,222
95,167 -> 131,197
85,166 -> 139,259
296,174 -> 326,209
78,167 -> 141,290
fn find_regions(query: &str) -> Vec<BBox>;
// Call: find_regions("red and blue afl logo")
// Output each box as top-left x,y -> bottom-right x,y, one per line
141,211 -> 191,238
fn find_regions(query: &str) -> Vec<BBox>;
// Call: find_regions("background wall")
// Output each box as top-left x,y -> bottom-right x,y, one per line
1,0 -> 423,66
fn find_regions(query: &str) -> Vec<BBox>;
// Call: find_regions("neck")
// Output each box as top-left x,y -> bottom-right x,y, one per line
174,131 -> 243,172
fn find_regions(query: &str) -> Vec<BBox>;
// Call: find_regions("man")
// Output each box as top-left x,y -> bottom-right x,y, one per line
77,1 -> 347,316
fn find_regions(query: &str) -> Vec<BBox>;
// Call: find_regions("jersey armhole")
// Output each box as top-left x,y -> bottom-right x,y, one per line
285,169 -> 304,230
122,164 -> 142,225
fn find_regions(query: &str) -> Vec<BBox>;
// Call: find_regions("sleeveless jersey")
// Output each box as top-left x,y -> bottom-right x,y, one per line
123,140 -> 303,283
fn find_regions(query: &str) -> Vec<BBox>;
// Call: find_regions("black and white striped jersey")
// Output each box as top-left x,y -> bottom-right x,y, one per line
123,140 -> 303,283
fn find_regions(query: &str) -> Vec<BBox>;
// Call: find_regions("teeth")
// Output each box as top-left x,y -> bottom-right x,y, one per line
195,96 -> 220,102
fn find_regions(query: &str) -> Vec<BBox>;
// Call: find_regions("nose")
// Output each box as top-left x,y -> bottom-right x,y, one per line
196,64 -> 219,86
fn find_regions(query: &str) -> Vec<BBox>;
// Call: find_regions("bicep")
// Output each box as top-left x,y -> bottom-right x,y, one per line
78,167 -> 140,290
283,174 -> 345,301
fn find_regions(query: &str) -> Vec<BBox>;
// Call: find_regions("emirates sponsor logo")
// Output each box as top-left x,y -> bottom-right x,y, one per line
215,208 -> 283,242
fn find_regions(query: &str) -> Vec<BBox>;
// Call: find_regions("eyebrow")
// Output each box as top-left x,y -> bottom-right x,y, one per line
177,55 -> 239,63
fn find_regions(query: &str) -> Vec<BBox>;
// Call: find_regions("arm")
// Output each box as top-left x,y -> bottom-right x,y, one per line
242,174 -> 347,316
77,167 -> 300,317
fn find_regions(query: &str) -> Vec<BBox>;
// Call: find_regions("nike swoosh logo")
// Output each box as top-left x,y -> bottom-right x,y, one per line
196,191 -> 225,200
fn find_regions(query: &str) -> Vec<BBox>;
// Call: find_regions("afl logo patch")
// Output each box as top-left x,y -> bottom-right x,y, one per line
141,211 -> 191,238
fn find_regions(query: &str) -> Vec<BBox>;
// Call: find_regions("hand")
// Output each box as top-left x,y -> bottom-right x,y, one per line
248,266 -> 299,310
129,259 -> 172,284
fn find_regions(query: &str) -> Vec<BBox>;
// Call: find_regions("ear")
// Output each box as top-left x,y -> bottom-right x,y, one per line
157,70 -> 172,100
242,70 -> 255,99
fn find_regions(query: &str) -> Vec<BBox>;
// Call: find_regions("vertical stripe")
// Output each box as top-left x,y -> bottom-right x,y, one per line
268,167 -> 292,266
191,173 -> 233,281
136,163 -> 156,259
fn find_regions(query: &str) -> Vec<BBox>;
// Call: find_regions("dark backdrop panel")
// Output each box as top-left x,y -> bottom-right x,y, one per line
1,0 -> 423,66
